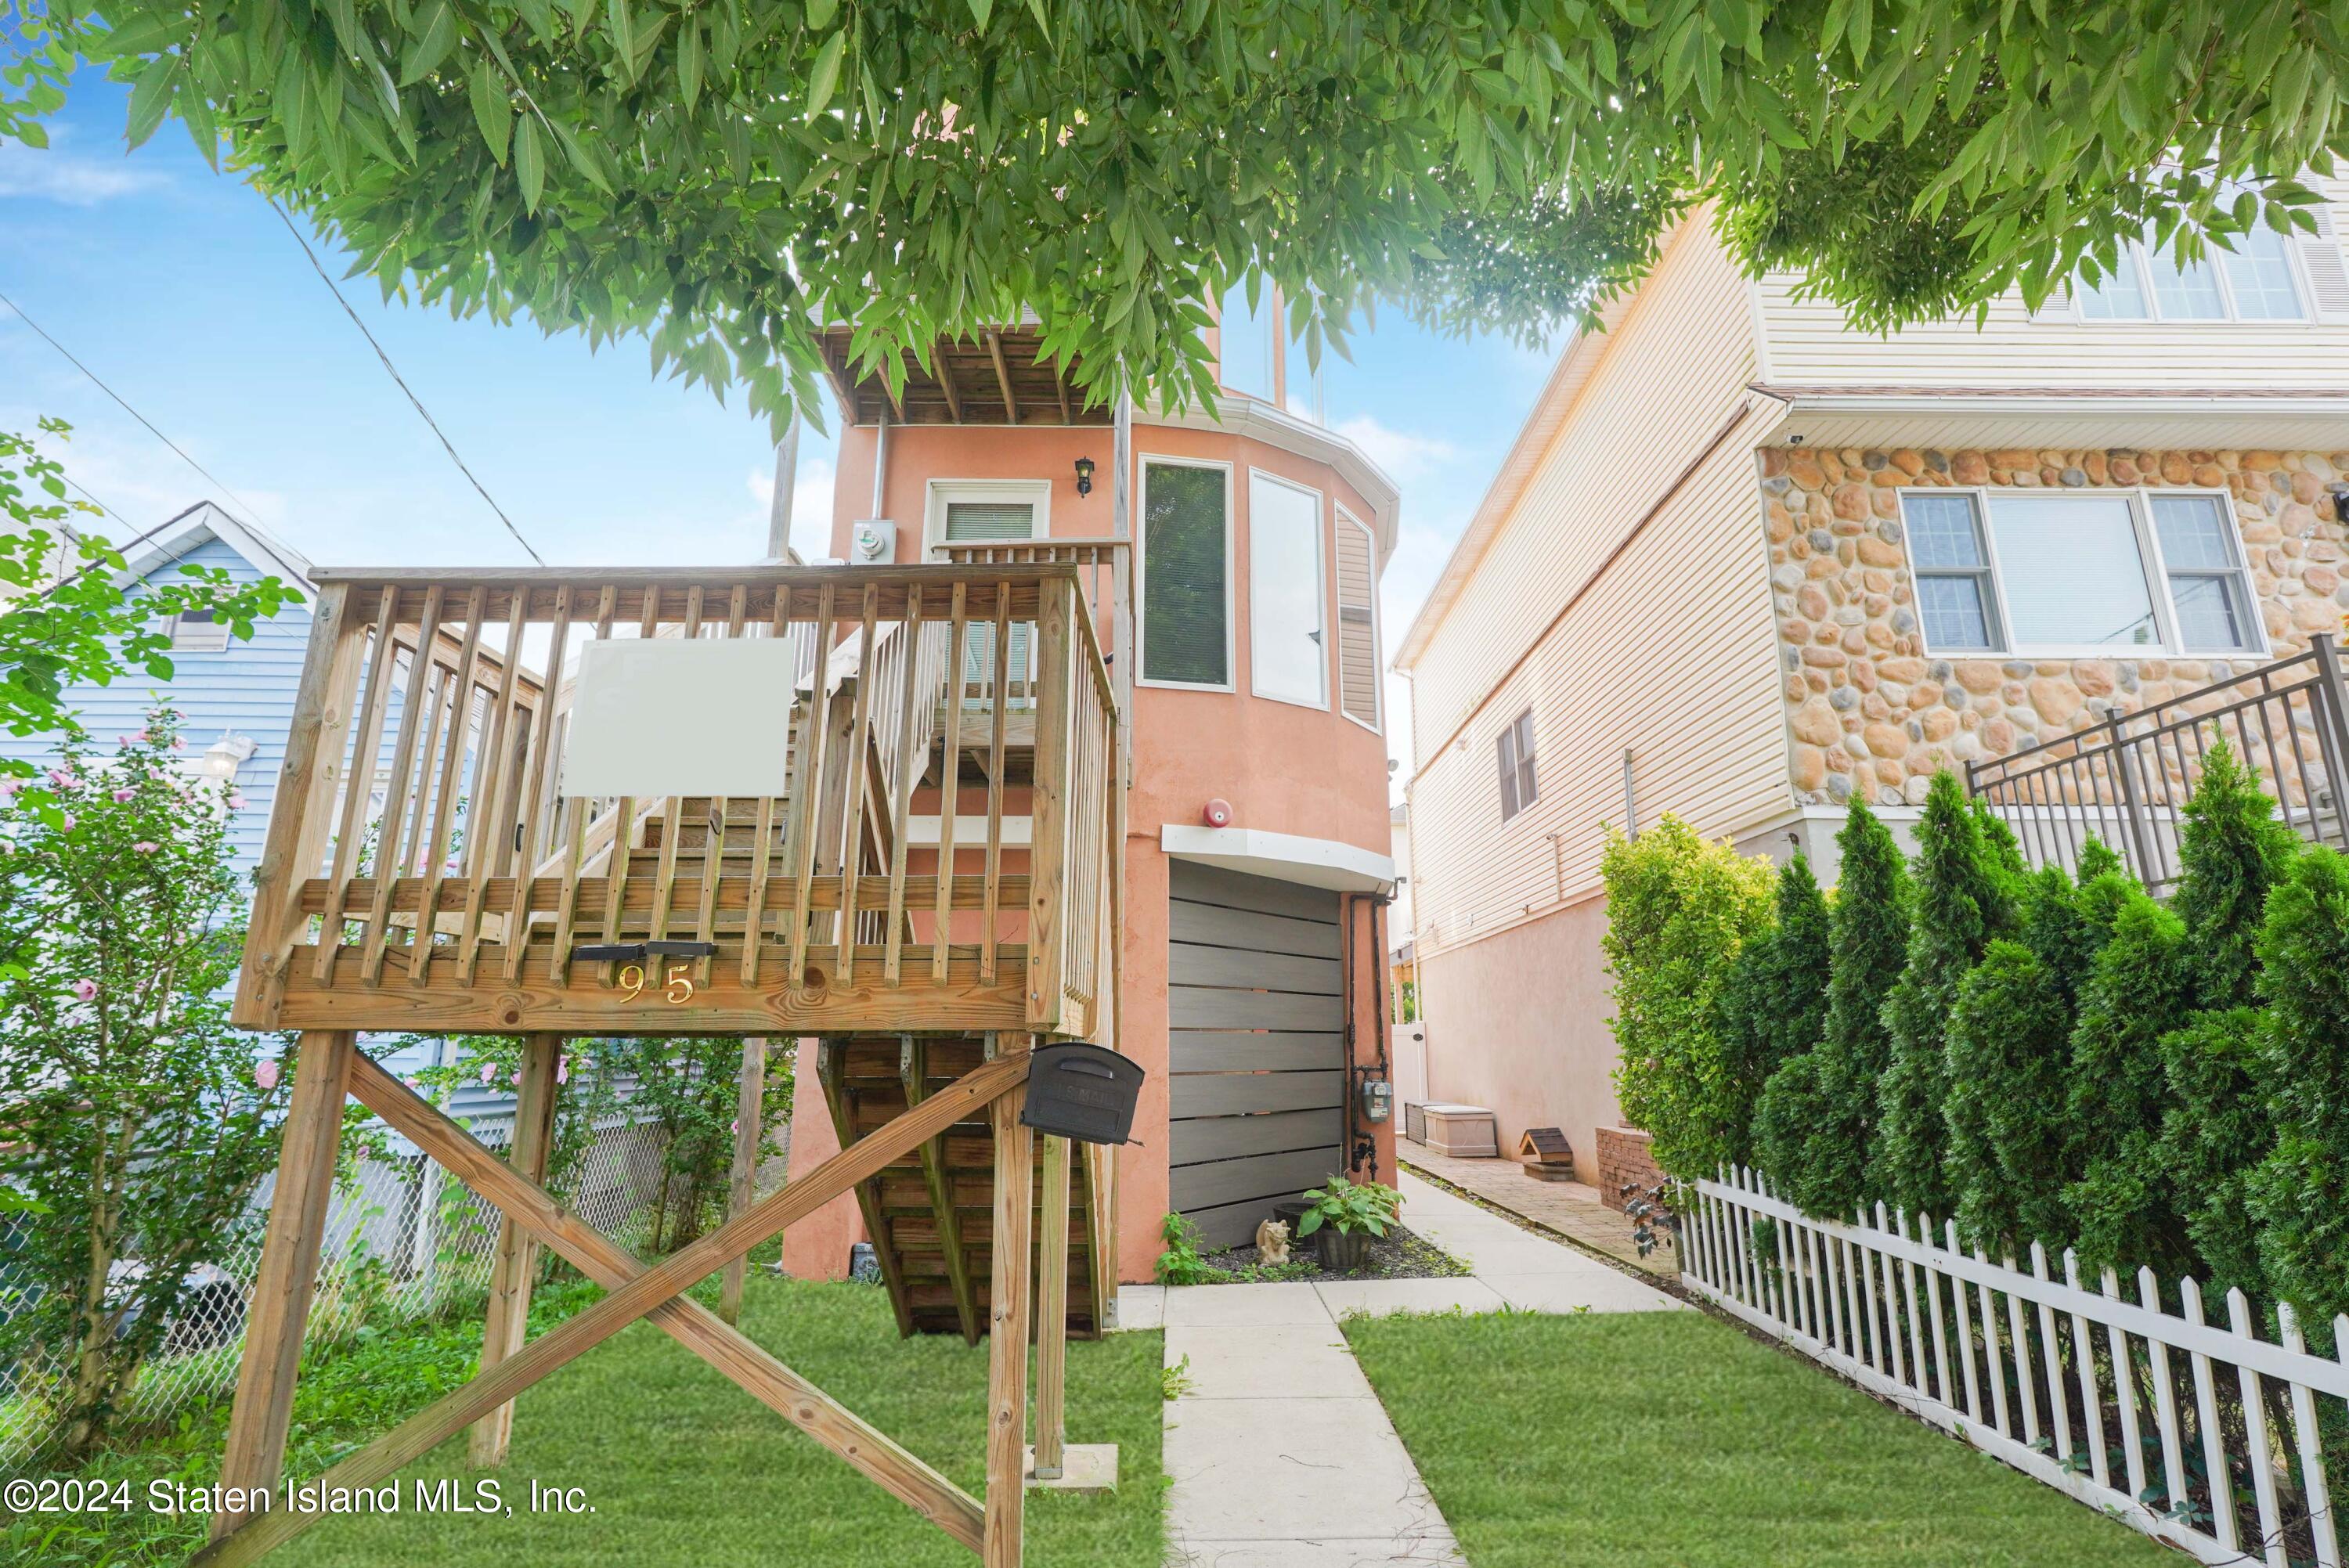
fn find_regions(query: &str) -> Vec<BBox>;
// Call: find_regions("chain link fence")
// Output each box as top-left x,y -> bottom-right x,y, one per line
0,1108 -> 763,1472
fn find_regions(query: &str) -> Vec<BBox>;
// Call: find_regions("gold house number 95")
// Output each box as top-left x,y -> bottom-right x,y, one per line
615,963 -> 695,1005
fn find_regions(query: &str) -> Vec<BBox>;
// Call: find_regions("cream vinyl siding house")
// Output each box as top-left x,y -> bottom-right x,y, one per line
1396,195 -> 2349,1171
1400,216 -> 1785,953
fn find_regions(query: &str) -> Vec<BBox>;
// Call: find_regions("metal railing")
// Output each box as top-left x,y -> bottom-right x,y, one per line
1966,634 -> 2349,895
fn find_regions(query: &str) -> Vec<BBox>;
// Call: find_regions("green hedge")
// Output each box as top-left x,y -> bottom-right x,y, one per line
1610,741 -> 2349,1318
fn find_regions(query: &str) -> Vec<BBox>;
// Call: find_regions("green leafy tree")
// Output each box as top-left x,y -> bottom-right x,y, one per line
627,1036 -> 791,1254
2248,846 -> 2349,1321
0,715 -> 297,1459
1759,801 -> 1909,1217
1714,852 -> 1832,1166
1943,940 -> 2072,1250
11,3 -> 2344,430
2160,1008 -> 2274,1304
2063,889 -> 2197,1277
2172,739 -> 2303,1012
1601,817 -> 1774,1182
0,423 -> 298,774
1874,773 -> 2012,1219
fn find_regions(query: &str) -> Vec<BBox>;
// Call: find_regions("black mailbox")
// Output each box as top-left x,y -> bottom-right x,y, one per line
1019,1043 -> 1145,1146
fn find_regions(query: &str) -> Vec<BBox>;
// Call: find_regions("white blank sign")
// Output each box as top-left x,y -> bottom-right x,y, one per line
561,638 -> 798,798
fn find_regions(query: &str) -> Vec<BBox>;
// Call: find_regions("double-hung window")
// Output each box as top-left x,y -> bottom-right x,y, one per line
1496,708 -> 1538,822
1897,490 -> 2262,657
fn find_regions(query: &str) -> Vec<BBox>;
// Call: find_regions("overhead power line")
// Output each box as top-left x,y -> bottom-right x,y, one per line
0,284 -> 269,530
265,198 -> 547,568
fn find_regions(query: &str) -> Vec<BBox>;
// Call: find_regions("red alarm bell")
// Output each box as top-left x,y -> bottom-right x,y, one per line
1203,798 -> 1234,827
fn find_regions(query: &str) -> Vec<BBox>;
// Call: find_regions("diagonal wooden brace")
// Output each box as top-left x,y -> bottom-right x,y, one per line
197,1048 -> 1031,1566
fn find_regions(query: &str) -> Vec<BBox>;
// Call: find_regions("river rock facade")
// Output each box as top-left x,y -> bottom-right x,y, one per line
1760,445 -> 2349,807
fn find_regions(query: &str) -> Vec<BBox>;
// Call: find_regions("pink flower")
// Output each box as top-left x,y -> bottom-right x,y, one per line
132,841 -> 159,854
68,979 -> 97,1003
56,813 -> 74,832
170,737 -> 186,751
556,1056 -> 570,1086
112,788 -> 137,803
730,1119 -> 739,1134
118,734 -> 140,747
479,1061 -> 496,1085
510,1069 -> 521,1086
45,769 -> 77,791
405,1076 -> 424,1092
255,1058 -> 281,1091
0,778 -> 20,801
225,792 -> 247,810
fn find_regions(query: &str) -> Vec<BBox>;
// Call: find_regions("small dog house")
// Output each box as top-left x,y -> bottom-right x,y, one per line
1517,1126 -> 1574,1182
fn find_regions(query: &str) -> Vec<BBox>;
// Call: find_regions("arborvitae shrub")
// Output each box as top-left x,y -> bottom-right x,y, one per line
2172,739 -> 2302,1011
2159,1007 -> 2273,1303
1777,800 -> 1911,1218
1875,773 -> 2013,1218
1601,816 -> 1774,1181
1716,852 -> 1833,1164
2065,890 -> 2196,1276
1944,939 -> 2074,1250
2076,835 -> 2124,885
2248,846 -> 2349,1321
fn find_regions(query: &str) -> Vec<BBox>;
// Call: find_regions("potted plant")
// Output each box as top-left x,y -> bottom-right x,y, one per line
1295,1177 -> 1401,1271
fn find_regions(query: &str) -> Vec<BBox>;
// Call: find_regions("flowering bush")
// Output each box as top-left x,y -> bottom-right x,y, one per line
0,712 -> 297,1459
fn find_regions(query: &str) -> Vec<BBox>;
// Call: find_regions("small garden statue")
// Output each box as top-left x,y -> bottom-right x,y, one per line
1254,1217 -> 1291,1265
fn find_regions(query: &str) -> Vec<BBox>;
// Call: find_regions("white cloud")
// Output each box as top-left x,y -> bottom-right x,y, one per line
0,137 -> 169,207
1331,415 -> 1460,484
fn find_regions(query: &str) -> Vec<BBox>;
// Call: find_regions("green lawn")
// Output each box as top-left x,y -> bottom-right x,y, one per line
272,1278 -> 1164,1568
1343,1310 -> 2172,1568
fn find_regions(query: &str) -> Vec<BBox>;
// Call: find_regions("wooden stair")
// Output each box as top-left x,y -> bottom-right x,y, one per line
815,1035 -> 1114,1341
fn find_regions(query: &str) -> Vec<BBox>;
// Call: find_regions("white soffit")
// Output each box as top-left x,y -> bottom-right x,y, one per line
562,639 -> 796,798
1160,824 -> 1397,894
1758,389 -> 2349,452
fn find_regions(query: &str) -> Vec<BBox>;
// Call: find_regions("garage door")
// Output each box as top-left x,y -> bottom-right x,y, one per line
1168,862 -> 1348,1248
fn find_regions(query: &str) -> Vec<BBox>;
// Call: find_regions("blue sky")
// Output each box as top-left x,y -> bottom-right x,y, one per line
1,73 -> 1566,780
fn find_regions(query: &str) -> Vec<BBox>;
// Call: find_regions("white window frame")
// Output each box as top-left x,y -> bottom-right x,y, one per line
2064,232 -> 2313,325
1334,503 -> 1381,735
921,478 -> 1051,557
1496,706 -> 1538,825
1245,467 -> 1330,712
162,609 -> 233,654
1135,455 -> 1237,694
1900,486 -> 2269,660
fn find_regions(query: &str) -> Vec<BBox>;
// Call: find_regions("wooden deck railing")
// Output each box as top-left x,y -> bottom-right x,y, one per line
232,564 -> 1119,1040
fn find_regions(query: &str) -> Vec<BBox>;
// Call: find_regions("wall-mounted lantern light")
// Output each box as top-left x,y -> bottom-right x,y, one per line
1073,456 -> 1096,496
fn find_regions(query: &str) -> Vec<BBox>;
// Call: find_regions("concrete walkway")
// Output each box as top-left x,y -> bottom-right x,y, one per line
1117,1173 -> 1680,1566
1401,1147 -> 1676,1278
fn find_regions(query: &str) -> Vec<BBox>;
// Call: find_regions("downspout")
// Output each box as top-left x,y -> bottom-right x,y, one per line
869,407 -> 891,535
766,415 -> 801,561
1339,891 -> 1358,1177
1366,895 -> 1393,1188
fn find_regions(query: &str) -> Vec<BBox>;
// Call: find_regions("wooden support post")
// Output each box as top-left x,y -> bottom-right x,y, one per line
470,1033 -> 561,1467
1033,1133 -> 1071,1480
718,1036 -> 767,1325
984,1083 -> 1034,1568
210,1030 -> 355,1542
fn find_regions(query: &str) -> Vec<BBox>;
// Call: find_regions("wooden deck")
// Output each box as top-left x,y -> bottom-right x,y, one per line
230,564 -> 1120,1040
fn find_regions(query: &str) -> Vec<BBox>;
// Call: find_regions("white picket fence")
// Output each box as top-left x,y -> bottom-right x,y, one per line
1682,1167 -> 2346,1567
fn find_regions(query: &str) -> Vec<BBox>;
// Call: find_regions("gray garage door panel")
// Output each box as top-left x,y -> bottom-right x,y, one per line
1171,985 -> 1344,1031
1171,1107 -> 1345,1163
1169,901 -> 1341,959
1170,944 -> 1343,993
1174,1031 -> 1344,1072
1174,1069 -> 1347,1119
1175,1148 -> 1347,1212
1170,862 -> 1348,1245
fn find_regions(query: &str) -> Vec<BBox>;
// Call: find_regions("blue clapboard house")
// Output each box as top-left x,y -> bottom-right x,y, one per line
0,502 -> 504,1110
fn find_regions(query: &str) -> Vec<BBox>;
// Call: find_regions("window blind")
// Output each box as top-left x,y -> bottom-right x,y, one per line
1336,517 -> 1378,726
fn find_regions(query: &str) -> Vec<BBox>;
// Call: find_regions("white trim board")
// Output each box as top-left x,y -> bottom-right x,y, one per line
1160,824 -> 1396,894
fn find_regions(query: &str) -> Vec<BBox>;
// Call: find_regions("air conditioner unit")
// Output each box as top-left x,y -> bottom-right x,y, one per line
850,519 -> 896,564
